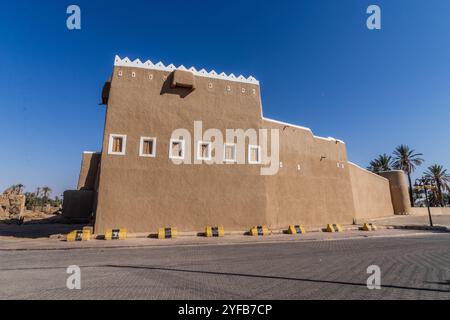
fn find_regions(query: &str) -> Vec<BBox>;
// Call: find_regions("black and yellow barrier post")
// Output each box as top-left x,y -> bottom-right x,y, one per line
67,229 -> 91,241
362,223 -> 377,231
326,224 -> 342,232
158,227 -> 177,239
205,226 -> 224,237
288,225 -> 306,235
250,225 -> 269,236
104,228 -> 127,240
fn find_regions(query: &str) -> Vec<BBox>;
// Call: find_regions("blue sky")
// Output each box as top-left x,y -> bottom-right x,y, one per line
1,0 -> 449,197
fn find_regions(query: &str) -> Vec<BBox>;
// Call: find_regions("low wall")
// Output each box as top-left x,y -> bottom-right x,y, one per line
410,207 -> 450,216
62,190 -> 94,219
349,163 -> 394,220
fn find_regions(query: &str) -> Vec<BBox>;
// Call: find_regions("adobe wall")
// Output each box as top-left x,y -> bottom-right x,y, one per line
90,58 -> 402,234
348,163 -> 394,221
94,66 -> 266,234
379,171 -> 412,215
263,120 -> 356,228
62,190 -> 94,219
77,152 -> 101,190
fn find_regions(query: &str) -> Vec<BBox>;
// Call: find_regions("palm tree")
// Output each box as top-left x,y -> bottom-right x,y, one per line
41,186 -> 52,204
16,184 -> 24,194
392,144 -> 424,206
424,164 -> 450,207
367,154 -> 393,173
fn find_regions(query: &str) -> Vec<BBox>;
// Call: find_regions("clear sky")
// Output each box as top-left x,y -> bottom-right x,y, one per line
1,0 -> 449,197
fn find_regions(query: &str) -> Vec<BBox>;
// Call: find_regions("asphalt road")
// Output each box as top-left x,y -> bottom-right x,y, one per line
0,233 -> 449,299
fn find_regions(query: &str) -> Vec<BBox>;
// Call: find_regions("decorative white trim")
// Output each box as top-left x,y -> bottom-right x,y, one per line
248,145 -> 261,164
347,161 -> 390,181
314,135 -> 345,144
108,134 -> 127,156
139,137 -> 157,158
114,55 -> 259,85
197,141 -> 212,161
83,151 -> 101,154
261,116 -> 345,144
223,143 -> 237,163
169,139 -> 185,160
262,117 -> 313,134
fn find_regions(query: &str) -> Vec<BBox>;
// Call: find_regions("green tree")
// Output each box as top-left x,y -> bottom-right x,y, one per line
41,186 -> 52,204
424,164 -> 450,207
367,154 -> 393,173
392,144 -> 424,206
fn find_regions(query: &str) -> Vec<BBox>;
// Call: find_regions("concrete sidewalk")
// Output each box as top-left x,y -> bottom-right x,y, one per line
0,227 -> 447,251
1,215 -> 449,251
367,214 -> 450,230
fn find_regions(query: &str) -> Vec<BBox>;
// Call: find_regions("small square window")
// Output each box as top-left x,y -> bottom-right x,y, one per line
139,137 -> 156,157
197,141 -> 212,161
223,143 -> 236,163
169,139 -> 185,160
248,145 -> 261,164
108,134 -> 126,156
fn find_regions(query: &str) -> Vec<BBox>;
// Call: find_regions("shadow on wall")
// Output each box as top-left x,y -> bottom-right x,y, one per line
62,190 -> 94,220
160,71 -> 195,98
79,154 -> 101,191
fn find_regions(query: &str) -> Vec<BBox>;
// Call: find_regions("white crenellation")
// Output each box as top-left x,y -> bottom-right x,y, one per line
114,55 -> 260,85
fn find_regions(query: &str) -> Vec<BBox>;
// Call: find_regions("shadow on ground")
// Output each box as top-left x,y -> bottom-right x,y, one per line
103,264 -> 450,294
0,216 -> 88,239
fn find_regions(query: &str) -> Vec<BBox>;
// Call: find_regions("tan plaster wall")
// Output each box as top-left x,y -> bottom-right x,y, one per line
90,64 -> 399,234
94,67 -> 266,233
263,121 -> 356,228
348,163 -> 394,221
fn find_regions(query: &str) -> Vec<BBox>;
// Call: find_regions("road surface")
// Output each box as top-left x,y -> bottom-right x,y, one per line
0,232 -> 449,299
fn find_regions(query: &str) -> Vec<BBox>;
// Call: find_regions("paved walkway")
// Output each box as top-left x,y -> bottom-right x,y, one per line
0,215 -> 449,251
0,227 -> 446,251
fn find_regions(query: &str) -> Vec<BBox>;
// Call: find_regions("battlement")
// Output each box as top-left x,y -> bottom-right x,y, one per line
114,55 -> 259,85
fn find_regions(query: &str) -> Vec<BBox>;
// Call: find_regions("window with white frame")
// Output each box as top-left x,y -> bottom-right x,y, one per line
169,139 -> 185,160
223,143 -> 236,163
139,137 -> 156,157
197,141 -> 212,161
248,145 -> 261,164
108,134 -> 127,155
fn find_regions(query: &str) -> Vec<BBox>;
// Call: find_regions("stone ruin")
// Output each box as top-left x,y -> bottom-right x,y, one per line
0,187 -> 26,221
